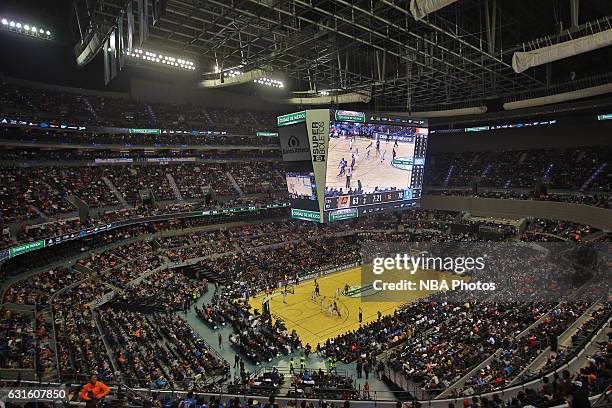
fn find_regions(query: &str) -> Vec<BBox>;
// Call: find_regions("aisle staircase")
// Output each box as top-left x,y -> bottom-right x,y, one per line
226,171 -> 244,196
442,166 -> 454,187
103,176 -> 130,208
581,163 -> 607,191
166,173 -> 183,201
37,307 -> 59,381
145,104 -> 157,124
79,96 -> 98,120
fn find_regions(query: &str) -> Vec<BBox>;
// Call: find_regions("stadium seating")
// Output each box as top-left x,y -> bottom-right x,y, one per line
424,147 -> 611,192
0,80 -> 610,408
0,82 -> 281,131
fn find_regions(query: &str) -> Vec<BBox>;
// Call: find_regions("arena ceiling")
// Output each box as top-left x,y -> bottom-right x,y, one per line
87,0 -> 612,110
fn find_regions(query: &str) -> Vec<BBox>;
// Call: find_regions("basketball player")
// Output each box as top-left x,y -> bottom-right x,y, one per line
392,148 -> 397,162
350,154 -> 356,171
337,158 -> 346,176
376,139 -> 381,156
320,296 -> 326,311
349,137 -> 353,151
380,149 -> 386,163
366,142 -> 372,159
333,301 -> 341,317
358,307 -> 363,323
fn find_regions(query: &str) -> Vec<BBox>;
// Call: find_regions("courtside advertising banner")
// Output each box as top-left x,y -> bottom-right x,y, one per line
306,109 -> 330,219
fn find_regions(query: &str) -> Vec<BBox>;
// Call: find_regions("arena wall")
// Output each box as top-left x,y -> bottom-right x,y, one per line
421,195 -> 612,231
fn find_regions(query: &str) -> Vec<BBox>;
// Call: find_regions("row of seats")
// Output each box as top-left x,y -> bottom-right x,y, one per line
0,162 -> 287,223
424,147 -> 610,191
0,82 -> 281,131
1,127 -> 280,146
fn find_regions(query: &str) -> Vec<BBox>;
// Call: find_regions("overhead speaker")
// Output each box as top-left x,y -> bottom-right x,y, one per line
74,29 -> 104,67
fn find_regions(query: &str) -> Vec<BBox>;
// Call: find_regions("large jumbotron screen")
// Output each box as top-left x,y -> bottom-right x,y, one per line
324,120 -> 428,221
277,109 -> 428,223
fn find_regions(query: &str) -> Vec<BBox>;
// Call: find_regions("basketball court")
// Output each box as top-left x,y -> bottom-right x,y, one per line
248,264 -> 468,347
325,136 -> 416,195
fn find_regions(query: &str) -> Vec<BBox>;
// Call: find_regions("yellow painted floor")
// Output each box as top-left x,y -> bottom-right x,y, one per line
248,265 -> 466,348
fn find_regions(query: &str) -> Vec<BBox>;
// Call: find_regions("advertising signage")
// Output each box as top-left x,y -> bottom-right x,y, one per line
9,240 -> 46,258
277,111 -> 307,127
335,110 -> 366,123
290,208 -> 321,222
128,128 -> 162,134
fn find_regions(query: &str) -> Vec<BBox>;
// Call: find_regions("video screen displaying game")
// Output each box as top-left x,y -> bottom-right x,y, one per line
286,171 -> 316,200
324,121 -> 428,220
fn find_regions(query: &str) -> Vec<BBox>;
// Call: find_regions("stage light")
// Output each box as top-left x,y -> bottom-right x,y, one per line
15,22 -> 21,28
9,21 -> 15,27
254,77 -> 284,88
45,30 -> 50,35
223,69 -> 243,78
24,24 -> 29,30
1,19 -> 7,25
38,28 -> 43,33
31,26 -> 36,32
125,47 -> 195,71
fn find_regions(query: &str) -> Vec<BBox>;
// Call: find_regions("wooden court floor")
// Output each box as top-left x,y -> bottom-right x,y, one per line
248,265 -> 465,348
326,136 -> 415,194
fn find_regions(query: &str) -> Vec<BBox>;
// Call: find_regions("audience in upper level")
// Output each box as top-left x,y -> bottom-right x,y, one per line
424,146 -> 610,192
0,82 -> 282,132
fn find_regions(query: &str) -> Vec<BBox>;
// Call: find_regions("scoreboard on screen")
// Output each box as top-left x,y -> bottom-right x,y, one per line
278,109 -> 428,223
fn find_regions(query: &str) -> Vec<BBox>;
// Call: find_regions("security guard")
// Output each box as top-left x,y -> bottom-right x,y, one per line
289,357 -> 296,374
300,354 -> 306,370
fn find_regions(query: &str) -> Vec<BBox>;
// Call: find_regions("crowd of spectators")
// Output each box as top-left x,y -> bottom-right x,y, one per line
0,81 -> 281,132
523,219 -> 599,241
196,236 -> 360,293
424,147 -> 610,192
0,166 -> 76,222
0,308 -> 36,369
454,302 -> 593,396
229,367 -> 284,396
77,241 -> 155,274
0,187 -> 608,401
3,268 -> 85,304
389,302 -> 546,395
228,162 -> 287,195
425,189 -> 611,209
0,144 -> 280,162
290,368 -> 358,400
98,308 -> 227,388
112,268 -> 209,312
52,279 -> 116,382
0,126 -> 280,147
